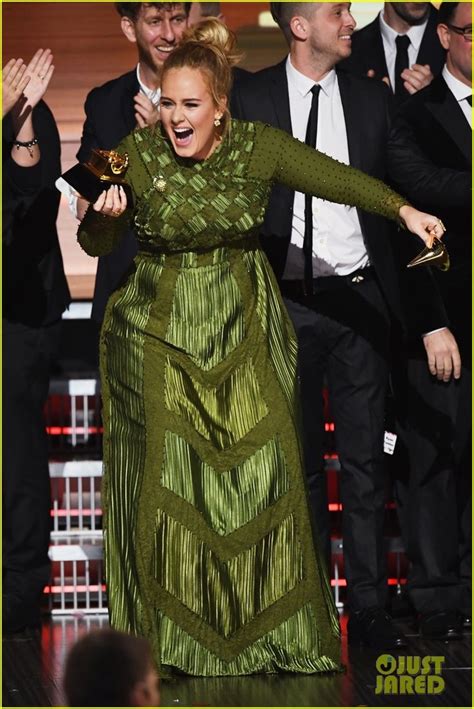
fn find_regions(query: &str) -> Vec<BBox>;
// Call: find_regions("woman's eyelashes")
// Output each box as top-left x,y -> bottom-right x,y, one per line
160,100 -> 201,110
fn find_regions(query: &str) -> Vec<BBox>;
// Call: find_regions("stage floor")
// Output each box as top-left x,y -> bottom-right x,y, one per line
3,614 -> 471,707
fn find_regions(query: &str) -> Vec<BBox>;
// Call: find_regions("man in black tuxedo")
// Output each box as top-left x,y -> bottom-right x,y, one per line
3,57 -> 71,633
74,2 -> 191,323
232,1 -> 420,650
388,1 -> 472,636
340,2 -> 445,101
188,2 -> 224,25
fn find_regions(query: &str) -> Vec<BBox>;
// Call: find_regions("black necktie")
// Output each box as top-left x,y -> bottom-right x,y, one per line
466,95 -> 472,106
394,34 -> 410,96
303,85 -> 321,295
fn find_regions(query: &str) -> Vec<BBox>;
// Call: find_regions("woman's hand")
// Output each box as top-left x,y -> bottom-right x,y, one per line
19,49 -> 55,111
2,58 -> 30,117
399,205 -> 446,247
93,185 -> 127,217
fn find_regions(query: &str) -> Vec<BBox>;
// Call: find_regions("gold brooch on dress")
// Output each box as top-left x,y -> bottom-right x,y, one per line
153,175 -> 167,192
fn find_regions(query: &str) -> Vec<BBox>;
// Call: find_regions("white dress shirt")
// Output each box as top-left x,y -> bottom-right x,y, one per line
442,65 -> 472,127
59,64 -> 160,218
136,63 -> 161,107
379,10 -> 429,93
283,56 -> 369,280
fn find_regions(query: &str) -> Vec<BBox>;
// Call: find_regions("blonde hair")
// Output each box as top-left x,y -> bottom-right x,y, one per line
162,18 -> 243,137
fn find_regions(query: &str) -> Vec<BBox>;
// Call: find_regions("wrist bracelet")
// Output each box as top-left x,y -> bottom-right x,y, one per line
13,137 -> 39,158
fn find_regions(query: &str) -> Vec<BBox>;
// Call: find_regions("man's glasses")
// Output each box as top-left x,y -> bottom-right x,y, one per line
446,23 -> 473,41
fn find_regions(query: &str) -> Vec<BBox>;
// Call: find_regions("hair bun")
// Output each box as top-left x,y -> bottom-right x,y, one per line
182,18 -> 242,67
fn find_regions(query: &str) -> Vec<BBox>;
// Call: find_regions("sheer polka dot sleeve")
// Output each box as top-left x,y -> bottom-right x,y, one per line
250,122 -> 408,223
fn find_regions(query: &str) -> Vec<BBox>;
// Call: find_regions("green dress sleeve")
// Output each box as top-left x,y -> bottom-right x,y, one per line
250,122 -> 408,223
77,134 -> 139,257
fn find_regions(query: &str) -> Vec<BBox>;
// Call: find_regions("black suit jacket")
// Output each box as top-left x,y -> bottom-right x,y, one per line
3,101 -> 70,327
388,75 -> 471,349
77,70 -> 139,323
340,5 -> 445,96
233,66 -> 252,87
232,60 -> 408,327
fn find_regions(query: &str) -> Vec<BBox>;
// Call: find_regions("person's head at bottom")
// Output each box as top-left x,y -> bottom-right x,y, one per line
159,18 -> 241,161
63,628 -> 160,707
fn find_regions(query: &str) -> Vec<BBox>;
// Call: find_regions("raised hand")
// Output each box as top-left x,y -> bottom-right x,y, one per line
2,58 -> 30,117
400,64 -> 434,95
134,92 -> 160,129
20,48 -> 55,112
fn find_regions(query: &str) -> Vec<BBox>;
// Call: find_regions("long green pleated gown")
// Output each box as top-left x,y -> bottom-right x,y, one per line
78,119 -> 405,676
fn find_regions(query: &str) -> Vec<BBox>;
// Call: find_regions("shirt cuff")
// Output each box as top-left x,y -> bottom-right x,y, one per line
422,327 -> 448,338
55,177 -> 82,218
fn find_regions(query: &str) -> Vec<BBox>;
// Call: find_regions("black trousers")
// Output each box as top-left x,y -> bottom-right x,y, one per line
2,319 -> 60,606
392,350 -> 471,614
282,273 -> 391,611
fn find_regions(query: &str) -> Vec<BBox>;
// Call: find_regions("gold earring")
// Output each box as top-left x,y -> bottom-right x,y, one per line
214,117 -> 221,127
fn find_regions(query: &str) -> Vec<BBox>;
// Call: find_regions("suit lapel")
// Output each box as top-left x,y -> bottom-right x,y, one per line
417,7 -> 445,69
337,71 -> 364,171
366,18 -> 389,78
427,78 -> 471,164
121,71 -> 140,136
268,60 -> 292,133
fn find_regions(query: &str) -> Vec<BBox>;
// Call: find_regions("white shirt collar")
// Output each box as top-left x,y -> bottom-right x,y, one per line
136,64 -> 161,104
286,55 -> 337,98
378,9 -> 428,52
442,65 -> 472,102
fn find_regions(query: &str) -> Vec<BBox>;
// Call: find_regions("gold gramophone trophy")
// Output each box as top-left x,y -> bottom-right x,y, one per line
59,148 -> 132,204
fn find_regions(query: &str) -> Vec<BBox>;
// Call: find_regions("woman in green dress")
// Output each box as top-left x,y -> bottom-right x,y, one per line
78,20 -> 446,677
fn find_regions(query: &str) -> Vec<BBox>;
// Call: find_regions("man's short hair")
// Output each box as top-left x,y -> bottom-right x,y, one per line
63,629 -> 153,707
115,2 -> 191,21
270,2 -> 319,43
197,2 -> 221,18
437,2 -> 461,26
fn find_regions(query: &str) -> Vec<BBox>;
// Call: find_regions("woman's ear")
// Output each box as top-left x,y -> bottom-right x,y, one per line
215,96 -> 227,122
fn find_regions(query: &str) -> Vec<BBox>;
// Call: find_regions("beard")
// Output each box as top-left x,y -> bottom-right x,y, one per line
391,2 -> 431,26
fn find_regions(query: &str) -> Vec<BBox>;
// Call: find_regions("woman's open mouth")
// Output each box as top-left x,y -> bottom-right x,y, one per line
173,128 -> 194,147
